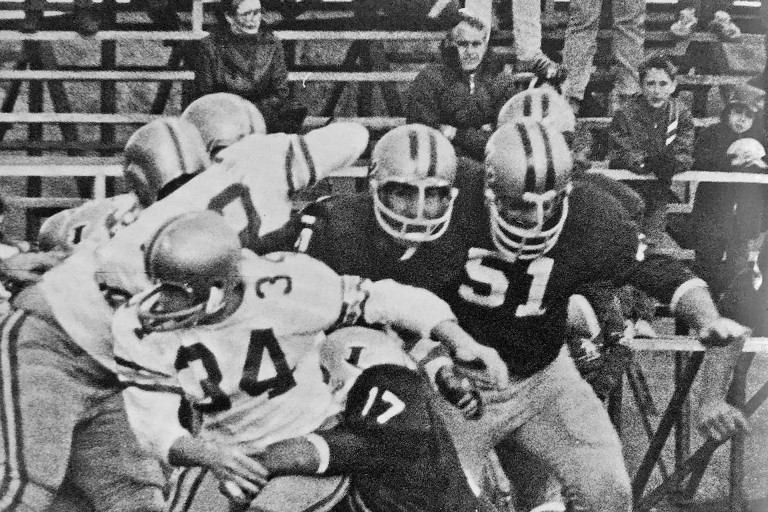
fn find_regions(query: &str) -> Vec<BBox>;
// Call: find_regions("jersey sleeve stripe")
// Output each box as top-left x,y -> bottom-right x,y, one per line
285,141 -> 297,196
297,135 -> 318,186
115,356 -> 173,378
118,380 -> 185,395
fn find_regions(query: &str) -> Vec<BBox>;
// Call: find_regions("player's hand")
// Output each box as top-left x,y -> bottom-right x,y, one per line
452,343 -> 509,390
697,399 -> 750,442
208,445 -> 270,501
697,317 -> 750,347
436,365 -> 482,420
0,250 -> 67,283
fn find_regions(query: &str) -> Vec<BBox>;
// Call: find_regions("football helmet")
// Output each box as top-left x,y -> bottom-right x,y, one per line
497,87 -> 576,135
37,208 -> 74,251
727,138 -> 767,169
181,93 -> 267,158
137,210 -> 243,332
123,118 -> 211,208
321,326 -> 417,404
369,124 -> 459,243
485,119 -> 573,261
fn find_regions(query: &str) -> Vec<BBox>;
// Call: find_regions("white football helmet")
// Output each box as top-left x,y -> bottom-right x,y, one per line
123,118 -> 211,207
137,210 -> 243,332
369,124 -> 458,244
485,119 -> 574,261
37,208 -> 74,251
181,93 -> 267,158
497,87 -> 576,135
37,195 -> 142,254
321,326 -> 417,404
727,138 -> 767,169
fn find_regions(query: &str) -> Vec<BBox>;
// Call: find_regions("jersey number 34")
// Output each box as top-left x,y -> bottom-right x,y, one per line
175,329 -> 297,414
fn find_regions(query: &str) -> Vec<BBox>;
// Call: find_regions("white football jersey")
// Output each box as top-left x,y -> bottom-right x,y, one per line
39,124 -> 369,370
113,251 -> 457,459
114,251 -> 355,457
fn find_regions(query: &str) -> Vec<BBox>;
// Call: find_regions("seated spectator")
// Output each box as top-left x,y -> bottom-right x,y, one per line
608,54 -> 694,250
688,84 -> 767,297
670,0 -> 741,40
406,9 -> 509,161
562,0 -> 644,115
23,0 -> 99,35
184,0 -> 306,133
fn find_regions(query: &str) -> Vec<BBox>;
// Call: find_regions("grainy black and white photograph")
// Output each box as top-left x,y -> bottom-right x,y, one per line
0,0 -> 765,510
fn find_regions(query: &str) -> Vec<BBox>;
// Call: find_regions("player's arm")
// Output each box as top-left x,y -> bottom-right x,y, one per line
670,282 -> 751,441
168,436 -> 268,499
289,122 -> 369,187
356,277 -> 508,388
621,254 -> 750,441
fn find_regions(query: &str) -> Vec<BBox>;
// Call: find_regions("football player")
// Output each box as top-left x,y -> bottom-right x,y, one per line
181,92 -> 267,159
36,117 -> 210,254
295,119 -> 751,512
236,326 -> 498,512
111,211 -> 506,511
0,117 -> 210,512
0,121 -> 367,511
438,119 -> 750,512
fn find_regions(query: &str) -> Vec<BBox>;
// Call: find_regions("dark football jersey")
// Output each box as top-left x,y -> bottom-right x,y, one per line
321,364 -> 483,512
301,157 -> 486,301
449,181 -> 697,377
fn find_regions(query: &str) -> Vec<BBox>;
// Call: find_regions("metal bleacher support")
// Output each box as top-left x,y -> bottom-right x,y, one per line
0,0 -> 206,234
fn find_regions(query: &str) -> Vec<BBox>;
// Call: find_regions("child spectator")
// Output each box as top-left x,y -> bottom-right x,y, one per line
608,54 -> 694,249
688,84 -> 766,296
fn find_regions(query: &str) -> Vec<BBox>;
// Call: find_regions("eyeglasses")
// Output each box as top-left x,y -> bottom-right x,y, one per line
235,8 -> 261,21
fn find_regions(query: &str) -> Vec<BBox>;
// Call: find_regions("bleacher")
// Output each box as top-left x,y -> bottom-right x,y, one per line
0,1 -> 765,511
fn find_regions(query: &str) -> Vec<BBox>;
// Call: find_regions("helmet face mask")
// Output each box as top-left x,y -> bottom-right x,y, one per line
485,120 -> 574,261
370,124 -> 459,245
137,211 -> 242,332
371,178 -> 458,244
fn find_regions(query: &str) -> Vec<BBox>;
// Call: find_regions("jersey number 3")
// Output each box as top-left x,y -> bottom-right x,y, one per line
460,252 -> 554,317
175,329 -> 297,414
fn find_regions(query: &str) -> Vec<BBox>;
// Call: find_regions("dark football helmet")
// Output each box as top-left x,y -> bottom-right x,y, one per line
369,124 -> 458,244
181,93 -> 267,158
485,119 -> 573,261
123,118 -> 211,207
137,210 -> 242,332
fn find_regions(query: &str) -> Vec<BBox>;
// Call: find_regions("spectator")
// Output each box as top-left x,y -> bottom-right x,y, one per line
406,9 -> 509,161
670,0 -> 741,40
688,84 -> 766,296
184,0 -> 306,133
505,0 -> 566,82
562,0 -> 644,115
608,54 -> 694,249
23,0 -> 99,35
